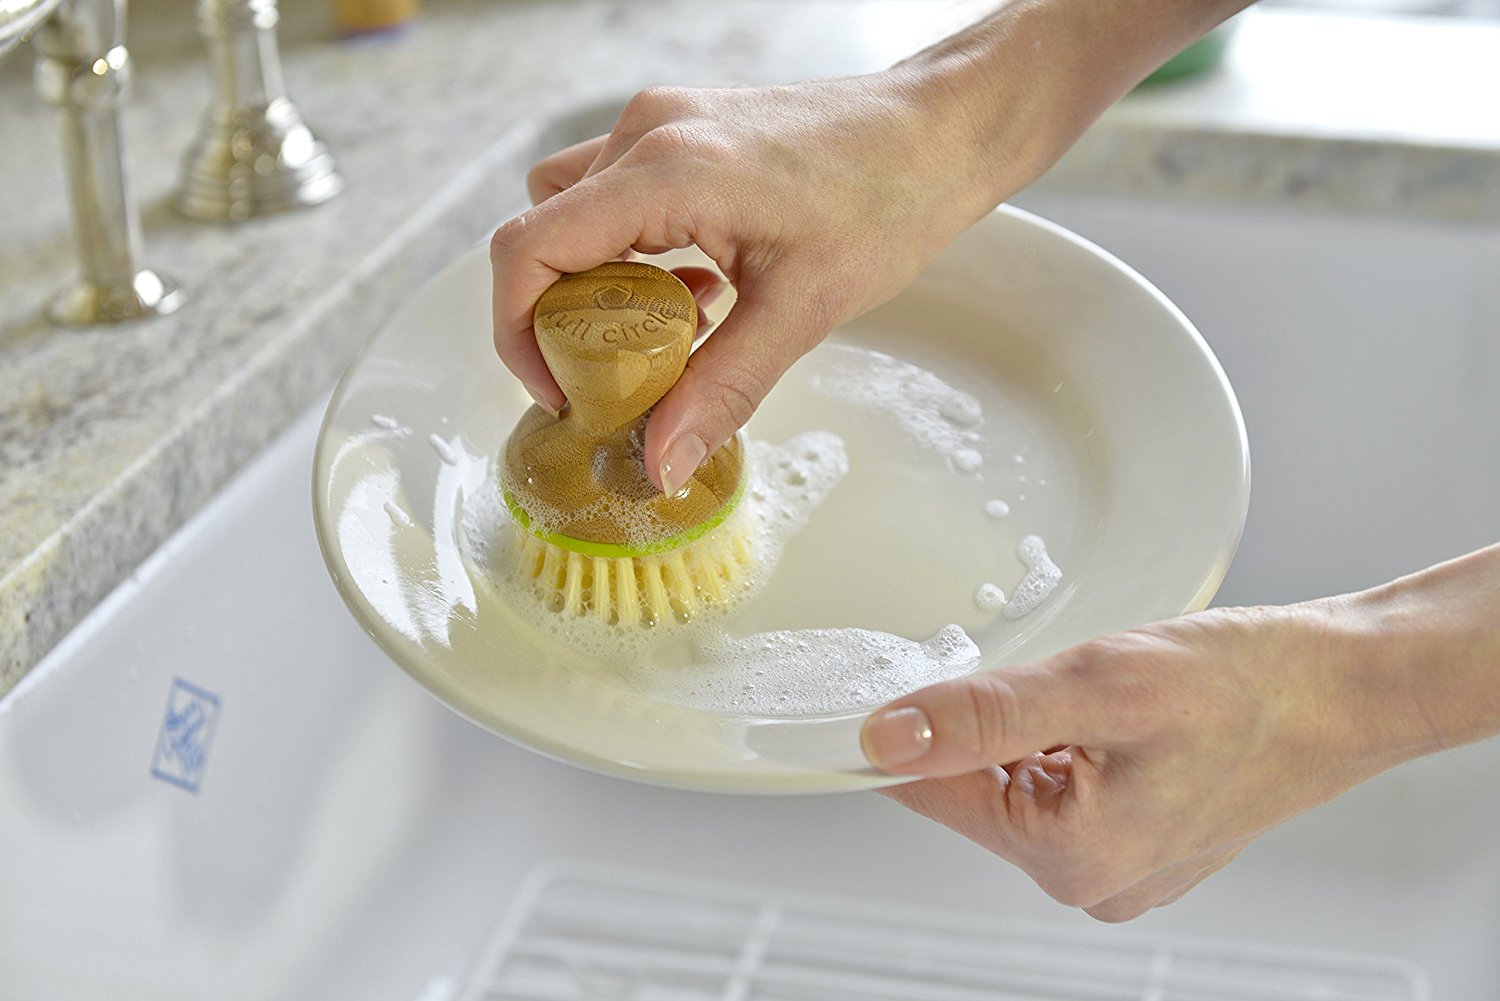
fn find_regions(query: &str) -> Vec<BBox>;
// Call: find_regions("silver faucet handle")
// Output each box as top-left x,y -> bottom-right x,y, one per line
176,0 -> 342,222
32,0 -> 183,325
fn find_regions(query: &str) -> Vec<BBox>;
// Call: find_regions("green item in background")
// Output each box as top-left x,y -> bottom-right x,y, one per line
1141,21 -> 1238,85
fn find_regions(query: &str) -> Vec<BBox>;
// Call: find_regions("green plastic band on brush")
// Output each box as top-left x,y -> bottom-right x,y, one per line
502,479 -> 746,560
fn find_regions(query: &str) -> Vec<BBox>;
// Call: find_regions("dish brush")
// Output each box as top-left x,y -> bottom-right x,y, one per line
500,262 -> 753,626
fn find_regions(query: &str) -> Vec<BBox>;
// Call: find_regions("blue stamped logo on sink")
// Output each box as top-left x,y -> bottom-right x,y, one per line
151,678 -> 221,794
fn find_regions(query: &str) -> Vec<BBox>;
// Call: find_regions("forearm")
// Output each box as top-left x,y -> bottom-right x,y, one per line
881,0 -> 1254,215
1333,543 -> 1500,766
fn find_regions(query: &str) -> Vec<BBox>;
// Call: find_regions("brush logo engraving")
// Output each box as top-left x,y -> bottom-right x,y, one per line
594,284 -> 632,310
589,283 -> 692,322
550,309 -> 684,346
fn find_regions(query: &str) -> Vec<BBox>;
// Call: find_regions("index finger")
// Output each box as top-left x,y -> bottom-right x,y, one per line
527,134 -> 608,205
489,172 -> 656,410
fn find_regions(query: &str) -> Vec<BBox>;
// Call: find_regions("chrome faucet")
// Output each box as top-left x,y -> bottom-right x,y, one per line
1,0 -> 342,326
176,0 -> 342,221
5,0 -> 182,325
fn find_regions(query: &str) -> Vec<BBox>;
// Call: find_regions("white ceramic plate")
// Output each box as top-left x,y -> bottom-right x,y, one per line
313,206 -> 1248,794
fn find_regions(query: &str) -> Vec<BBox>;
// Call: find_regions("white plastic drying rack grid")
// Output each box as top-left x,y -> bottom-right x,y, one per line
462,862 -> 1428,1001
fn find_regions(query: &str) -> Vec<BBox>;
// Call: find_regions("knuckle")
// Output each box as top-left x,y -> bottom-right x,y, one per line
703,367 -> 762,433
1057,637 -> 1157,737
632,122 -> 701,162
958,673 -> 1025,761
524,160 -> 551,191
488,215 -> 527,263
619,86 -> 689,127
797,288 -> 847,341
1055,636 -> 1130,689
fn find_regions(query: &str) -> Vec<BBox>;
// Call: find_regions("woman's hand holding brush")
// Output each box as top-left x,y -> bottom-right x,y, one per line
490,3 -> 1250,496
490,75 -> 1010,496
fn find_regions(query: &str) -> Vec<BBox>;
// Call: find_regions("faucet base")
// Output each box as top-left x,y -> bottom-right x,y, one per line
176,97 -> 343,222
47,268 -> 184,326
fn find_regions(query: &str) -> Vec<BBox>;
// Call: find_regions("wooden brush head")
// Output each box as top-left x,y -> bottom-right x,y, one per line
502,262 -> 745,548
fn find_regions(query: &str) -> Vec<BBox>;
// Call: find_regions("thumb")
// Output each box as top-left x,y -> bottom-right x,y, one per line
861,657 -> 1117,778
644,281 -> 830,495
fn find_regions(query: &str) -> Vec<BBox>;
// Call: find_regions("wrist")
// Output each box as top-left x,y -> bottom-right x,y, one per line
879,0 -> 1251,212
875,6 -> 1076,218
1319,544 -> 1500,771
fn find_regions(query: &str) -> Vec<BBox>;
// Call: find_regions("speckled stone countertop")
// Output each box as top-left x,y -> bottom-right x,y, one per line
2,0 -> 1497,695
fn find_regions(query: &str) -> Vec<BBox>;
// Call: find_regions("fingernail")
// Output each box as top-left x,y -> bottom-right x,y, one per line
861,706 -> 933,771
659,434 -> 708,496
527,388 -> 561,418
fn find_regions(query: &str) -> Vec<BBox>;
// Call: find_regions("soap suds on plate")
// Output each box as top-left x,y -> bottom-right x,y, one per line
1002,534 -> 1062,620
464,431 -> 856,662
974,582 -> 1006,611
952,448 -> 983,473
626,623 -> 980,717
810,349 -> 985,468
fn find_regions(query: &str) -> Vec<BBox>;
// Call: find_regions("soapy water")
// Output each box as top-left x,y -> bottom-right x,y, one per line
1003,534 -> 1062,621
463,431 -> 853,655
811,349 -> 987,474
971,536 -> 1060,619
459,431 -> 991,717
383,500 -> 413,528
953,448 -> 984,473
457,341 -> 1067,718
461,445 -> 1063,720
429,433 -> 458,466
501,422 -> 689,549
628,625 -> 979,717
974,582 -> 1006,611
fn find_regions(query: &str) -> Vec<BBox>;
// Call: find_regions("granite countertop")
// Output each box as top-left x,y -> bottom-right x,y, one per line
2,0 -> 1498,696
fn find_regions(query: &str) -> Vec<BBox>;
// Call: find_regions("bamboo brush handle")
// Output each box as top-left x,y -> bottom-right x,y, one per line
507,260 -> 742,546
533,262 -> 697,431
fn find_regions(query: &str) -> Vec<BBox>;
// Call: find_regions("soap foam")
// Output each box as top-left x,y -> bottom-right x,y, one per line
969,536 -> 1060,621
460,430 -> 989,718
429,433 -> 458,465
502,485 -> 691,552
939,390 -> 983,427
974,582 -> 1006,611
500,423 -> 680,549
984,499 -> 1010,519
1003,534 -> 1062,620
626,624 -> 979,717
463,431 -> 850,665
383,500 -> 412,528
953,448 -> 983,474
811,349 -> 984,466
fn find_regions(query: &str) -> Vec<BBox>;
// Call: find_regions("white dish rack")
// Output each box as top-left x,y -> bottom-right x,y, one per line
462,863 -> 1427,1001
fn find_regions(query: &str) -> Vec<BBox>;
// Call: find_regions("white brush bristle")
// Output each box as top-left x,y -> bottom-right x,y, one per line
510,515 -> 757,627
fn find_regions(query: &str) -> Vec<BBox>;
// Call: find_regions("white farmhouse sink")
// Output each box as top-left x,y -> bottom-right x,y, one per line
2,137 -> 1498,997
